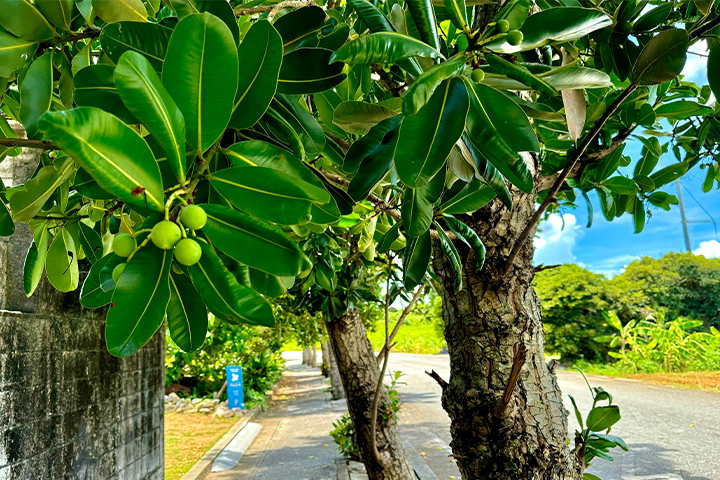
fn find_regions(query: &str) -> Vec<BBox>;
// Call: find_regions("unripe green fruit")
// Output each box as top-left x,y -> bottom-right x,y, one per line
172,264 -> 184,275
497,19 -> 510,33
507,30 -> 523,46
151,221 -> 182,250
457,35 -> 469,52
471,69 -> 485,83
112,263 -> 127,283
112,234 -> 137,257
180,205 -> 207,230
174,238 -> 202,266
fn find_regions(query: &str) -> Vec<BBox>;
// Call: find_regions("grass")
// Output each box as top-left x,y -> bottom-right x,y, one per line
573,361 -> 720,393
367,315 -> 446,355
164,412 -> 238,480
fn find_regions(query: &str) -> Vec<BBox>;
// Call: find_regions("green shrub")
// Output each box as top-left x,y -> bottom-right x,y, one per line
330,413 -> 361,461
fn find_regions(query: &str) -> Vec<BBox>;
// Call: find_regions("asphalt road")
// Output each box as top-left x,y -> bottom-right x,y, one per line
387,353 -> 720,480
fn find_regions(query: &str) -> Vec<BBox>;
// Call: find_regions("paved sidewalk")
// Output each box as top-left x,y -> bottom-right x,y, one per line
207,355 -> 344,480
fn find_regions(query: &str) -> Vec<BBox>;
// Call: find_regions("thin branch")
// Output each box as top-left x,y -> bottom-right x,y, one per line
501,85 -> 637,276
425,369 -> 448,389
0,138 -> 58,150
38,28 -> 101,53
234,0 -> 317,20
497,343 -> 527,417
690,14 -> 720,40
533,264 -> 561,273
325,132 -> 351,152
377,284 -> 425,363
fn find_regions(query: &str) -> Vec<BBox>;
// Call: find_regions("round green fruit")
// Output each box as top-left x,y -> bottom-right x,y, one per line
180,205 -> 207,230
174,238 -> 202,266
151,221 -> 182,250
497,19 -> 510,33
506,30 -> 523,46
112,263 -> 127,283
471,69 -> 485,83
112,234 -> 136,257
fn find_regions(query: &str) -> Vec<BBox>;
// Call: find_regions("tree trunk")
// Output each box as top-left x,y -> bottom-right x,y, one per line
321,341 -> 331,377
323,336 -> 345,399
302,346 -> 311,365
432,172 -> 582,479
311,343 -> 318,368
325,309 -> 414,480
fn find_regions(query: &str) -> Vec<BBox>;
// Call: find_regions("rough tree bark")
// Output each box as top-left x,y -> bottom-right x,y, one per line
325,309 -> 414,480
432,155 -> 582,480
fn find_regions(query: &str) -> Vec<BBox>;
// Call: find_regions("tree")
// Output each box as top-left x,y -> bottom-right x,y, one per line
4,0 -> 720,479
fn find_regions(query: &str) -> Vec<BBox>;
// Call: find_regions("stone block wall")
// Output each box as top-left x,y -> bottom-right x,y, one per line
0,138 -> 165,479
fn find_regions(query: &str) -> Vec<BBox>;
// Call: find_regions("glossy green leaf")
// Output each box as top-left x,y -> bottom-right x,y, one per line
435,220 -> 462,290
483,66 -> 612,91
35,0 -> 74,31
187,241 -> 274,326
402,54 -> 467,115
262,106 -> 307,160
208,166 -> 330,225
493,0 -> 531,30
633,2 -> 673,32
347,132 -> 398,201
487,7 -> 612,54
0,199 -> 13,237
183,0 -> 240,45
333,101 -> 398,135
486,54 -> 557,95
406,0 -> 440,50
79,254 -> 115,308
163,12 -> 239,152
0,31 -> 38,78
633,175 -> 655,193
655,101 -> 713,120
99,254 -> 127,292
319,22 -> 350,51
19,52 -> 53,139
647,191 -> 678,210
344,115 -> 403,177
278,47 -> 346,95
586,405 -> 621,432
649,162 -> 688,189
463,79 -> 536,193
0,0 -> 55,41
38,107 -> 165,213
23,229 -> 49,297
601,176 -> 637,195
402,171 -> 444,237
459,134 -> 512,208
100,21 -> 173,72
73,64 -> 138,125
201,203 -> 308,277
444,214 -> 485,269
106,244 -> 172,357
632,196 -> 645,234
396,78 -> 469,188
273,6 -> 326,51
330,32 -> 443,65
45,227 -> 79,292
0,115 -> 21,161
444,0 -> 468,31
403,230 -> 431,290
271,95 -> 326,157
71,41 -> 93,76
10,157 -> 74,222
708,43 -> 720,101
440,177 -> 497,214
116,51 -> 187,183
168,271 -> 208,352
377,222 -> 403,253
92,0 -> 148,23
230,20 -> 282,129
631,29 -> 688,86
77,221 -> 103,264
247,267 -> 289,298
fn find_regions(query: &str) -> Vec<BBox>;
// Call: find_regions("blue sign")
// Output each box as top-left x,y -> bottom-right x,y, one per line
226,365 -> 245,409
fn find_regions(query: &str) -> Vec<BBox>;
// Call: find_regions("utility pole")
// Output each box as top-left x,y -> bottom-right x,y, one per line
677,180 -> 692,253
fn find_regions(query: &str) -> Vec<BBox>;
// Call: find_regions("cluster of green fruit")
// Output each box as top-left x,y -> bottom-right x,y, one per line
110,205 -> 208,282
470,20 -> 524,84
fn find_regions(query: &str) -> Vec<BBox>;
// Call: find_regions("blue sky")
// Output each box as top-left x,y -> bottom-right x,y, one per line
533,42 -> 720,277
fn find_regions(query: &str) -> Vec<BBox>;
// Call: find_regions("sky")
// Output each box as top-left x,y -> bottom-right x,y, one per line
533,41 -> 720,278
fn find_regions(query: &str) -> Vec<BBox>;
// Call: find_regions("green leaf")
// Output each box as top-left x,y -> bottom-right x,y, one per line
80,253 -> 115,308
403,230 -> 431,290
709,42 -> 720,102
444,214 -> 486,269
38,107 -> 165,213
631,29 -> 688,86
440,177 -> 497,214
344,115 -> 403,177
633,2 -> 673,32
633,175 -> 655,193
377,222 -> 403,253
459,134 -> 512,208
77,221 -> 104,264
34,0 -> 73,31
586,405 -> 621,432
201,203 -> 308,277
655,101 -> 713,120
601,176 -> 637,195
486,54 -> 557,95
23,229 -> 49,297
45,227 -> 79,292
115,51 -> 187,183
402,171 -> 445,237
10,157 -> 74,222
632,196 -> 646,234
649,162 -> 688,189
163,12 -> 239,153
0,31 -> 38,78
405,0 -> 440,51
92,0 -> 148,23
347,132 -> 398,201
444,0 -> 468,31
247,267 -> 289,298
483,66 -> 612,91
271,95 -> 326,157
272,5 -> 326,52
73,64 -> 138,125
0,0 -> 55,41
568,395 -> 584,430
463,79 -> 535,193
278,47 -> 346,95
333,101 -> 398,136
402,54 -> 467,115
647,191 -> 678,210
487,7 -> 612,54
329,32 -> 444,65
208,166 -> 331,225
348,0 -> 396,33
106,244 -> 172,357
396,78 -> 469,188
435,220 -> 462,289
187,240 -> 274,326
19,52 -> 53,139
168,271 -> 208,352
184,0 -> 240,45
0,200 -> 13,237
100,21 -> 173,72
230,20 -> 282,130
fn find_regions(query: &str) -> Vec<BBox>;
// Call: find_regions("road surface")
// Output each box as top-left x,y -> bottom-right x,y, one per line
387,353 -> 720,480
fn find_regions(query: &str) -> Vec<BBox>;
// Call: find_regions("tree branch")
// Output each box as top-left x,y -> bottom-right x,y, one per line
497,343 -> 527,417
38,28 -> 101,53
425,369 -> 448,389
376,284 -> 425,363
234,0 -> 317,20
690,14 -> 720,40
0,138 -> 58,150
501,85 -> 637,276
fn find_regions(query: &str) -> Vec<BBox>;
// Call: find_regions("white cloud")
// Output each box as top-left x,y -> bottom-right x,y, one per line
682,40 -> 709,86
693,240 -> 720,258
533,213 -> 580,265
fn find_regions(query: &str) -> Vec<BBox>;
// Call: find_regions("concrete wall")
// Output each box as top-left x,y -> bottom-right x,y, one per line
0,141 -> 165,478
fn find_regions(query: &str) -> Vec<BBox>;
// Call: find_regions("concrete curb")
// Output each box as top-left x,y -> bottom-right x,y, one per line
178,376 -> 284,480
334,435 -> 439,480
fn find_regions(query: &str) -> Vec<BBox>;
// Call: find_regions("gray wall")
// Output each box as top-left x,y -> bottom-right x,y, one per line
0,139 -> 165,479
